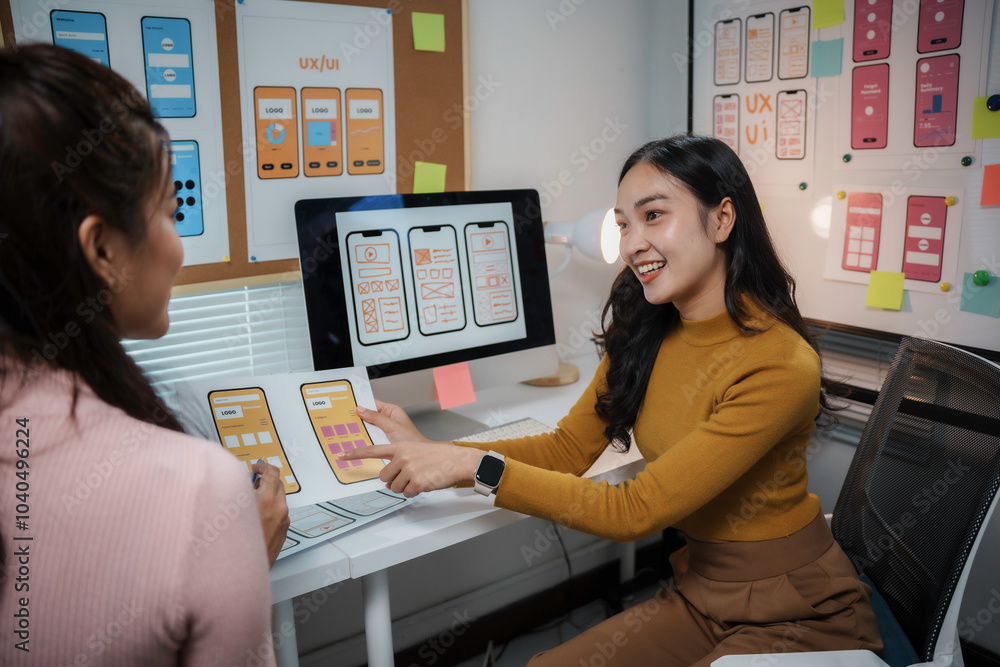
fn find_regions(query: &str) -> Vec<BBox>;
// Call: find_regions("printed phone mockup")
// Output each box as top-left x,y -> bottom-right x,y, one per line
300,381 -> 385,485
745,13 -> 774,84
326,491 -> 406,516
778,7 -> 810,80
170,140 -> 203,237
776,90 -> 806,160
208,387 -> 300,494
345,88 -> 384,175
301,88 -> 343,177
713,94 -> 740,153
51,10 -> 110,67
918,0 -> 964,53
141,16 -> 196,118
408,225 -> 467,335
287,504 -> 354,538
714,18 -> 741,85
842,192 -> 883,273
851,64 -> 889,149
254,87 -> 299,179
464,221 -> 518,327
903,196 -> 947,282
346,229 -> 409,345
914,55 -> 959,147
854,0 -> 893,62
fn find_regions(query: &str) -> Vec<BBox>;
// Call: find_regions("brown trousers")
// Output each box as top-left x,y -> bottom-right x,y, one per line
527,513 -> 883,667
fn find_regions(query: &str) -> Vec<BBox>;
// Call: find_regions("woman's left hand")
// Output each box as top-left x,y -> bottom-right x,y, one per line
339,441 -> 484,497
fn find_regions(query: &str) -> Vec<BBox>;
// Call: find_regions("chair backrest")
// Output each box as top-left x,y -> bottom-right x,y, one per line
832,337 -> 1000,664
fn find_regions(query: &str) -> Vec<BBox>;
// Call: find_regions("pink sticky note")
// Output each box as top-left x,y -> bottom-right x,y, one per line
982,164 -> 1000,206
432,362 -> 476,410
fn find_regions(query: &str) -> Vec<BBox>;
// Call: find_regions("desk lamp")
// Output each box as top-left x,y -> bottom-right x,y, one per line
527,208 -> 618,386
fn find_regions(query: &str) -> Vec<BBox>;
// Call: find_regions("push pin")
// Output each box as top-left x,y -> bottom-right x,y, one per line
940,282 -> 951,292
250,255 -> 257,262
961,156 -> 973,167
842,154 -> 852,163
799,182 -> 808,191
973,270 -> 991,287
222,255 -> 230,263
945,196 -> 956,207
987,95 -> 1000,112
836,191 -> 846,200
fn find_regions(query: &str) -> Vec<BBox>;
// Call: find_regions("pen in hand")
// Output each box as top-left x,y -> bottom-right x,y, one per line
250,458 -> 265,489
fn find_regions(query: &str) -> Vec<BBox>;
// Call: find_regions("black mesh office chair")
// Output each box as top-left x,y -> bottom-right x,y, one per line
713,337 -> 1000,667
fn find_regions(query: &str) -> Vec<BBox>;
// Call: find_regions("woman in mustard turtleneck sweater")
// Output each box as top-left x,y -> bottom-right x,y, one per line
342,135 -> 883,665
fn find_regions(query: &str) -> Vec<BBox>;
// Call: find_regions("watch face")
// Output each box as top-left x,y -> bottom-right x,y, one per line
475,455 -> 505,487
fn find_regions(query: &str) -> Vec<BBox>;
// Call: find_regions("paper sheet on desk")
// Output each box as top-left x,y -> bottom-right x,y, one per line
277,490 -> 414,560
175,367 -> 393,508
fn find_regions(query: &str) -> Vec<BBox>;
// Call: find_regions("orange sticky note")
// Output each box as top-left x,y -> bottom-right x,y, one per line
981,164 -> 1000,206
433,362 -> 476,410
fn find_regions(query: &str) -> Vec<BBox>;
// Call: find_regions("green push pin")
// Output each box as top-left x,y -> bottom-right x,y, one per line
961,156 -> 973,167
973,270 -> 990,287
799,182 -> 808,191
842,154 -> 852,163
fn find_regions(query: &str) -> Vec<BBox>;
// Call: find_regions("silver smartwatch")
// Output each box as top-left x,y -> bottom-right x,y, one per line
473,451 -> 506,496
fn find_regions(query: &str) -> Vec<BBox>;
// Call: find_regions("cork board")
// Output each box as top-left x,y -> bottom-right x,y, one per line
0,0 -> 470,289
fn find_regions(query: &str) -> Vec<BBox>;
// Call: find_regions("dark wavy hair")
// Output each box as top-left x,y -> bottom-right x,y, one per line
595,135 -> 839,451
0,43 -> 183,432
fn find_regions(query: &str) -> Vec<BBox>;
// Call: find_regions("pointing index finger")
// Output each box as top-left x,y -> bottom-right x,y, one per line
339,443 -> 396,460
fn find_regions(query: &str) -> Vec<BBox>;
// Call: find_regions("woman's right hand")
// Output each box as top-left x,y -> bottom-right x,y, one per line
358,400 -> 432,444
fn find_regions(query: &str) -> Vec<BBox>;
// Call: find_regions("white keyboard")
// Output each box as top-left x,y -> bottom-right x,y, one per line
455,417 -> 554,443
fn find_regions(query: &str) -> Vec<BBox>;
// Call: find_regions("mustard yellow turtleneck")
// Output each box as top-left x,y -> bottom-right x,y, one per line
457,307 -> 823,542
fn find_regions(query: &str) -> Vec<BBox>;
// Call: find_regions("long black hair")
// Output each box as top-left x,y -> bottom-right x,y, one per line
595,134 -> 839,451
0,43 -> 183,432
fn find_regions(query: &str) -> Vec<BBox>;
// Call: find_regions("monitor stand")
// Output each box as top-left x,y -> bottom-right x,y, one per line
407,406 -> 488,442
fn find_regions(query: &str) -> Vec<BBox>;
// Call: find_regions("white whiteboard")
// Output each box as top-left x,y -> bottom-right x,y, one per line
692,0 -> 1000,354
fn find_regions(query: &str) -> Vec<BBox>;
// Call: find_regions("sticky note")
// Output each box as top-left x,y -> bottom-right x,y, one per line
972,97 -> 1000,140
866,271 -> 905,310
812,0 -> 845,29
433,362 -> 476,410
412,12 -> 445,52
961,272 -> 1000,318
413,161 -> 447,193
811,38 -> 843,78
982,164 -> 1000,206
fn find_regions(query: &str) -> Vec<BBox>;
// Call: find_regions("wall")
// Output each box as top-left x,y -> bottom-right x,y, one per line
293,0 -> 691,663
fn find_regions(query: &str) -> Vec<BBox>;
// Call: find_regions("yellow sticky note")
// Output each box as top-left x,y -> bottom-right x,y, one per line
866,271 -> 905,310
412,12 -> 445,52
971,97 -> 1000,140
413,161 -> 447,193
813,0 -> 845,29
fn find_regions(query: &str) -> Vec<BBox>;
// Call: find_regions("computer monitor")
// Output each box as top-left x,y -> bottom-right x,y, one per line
294,189 -> 558,437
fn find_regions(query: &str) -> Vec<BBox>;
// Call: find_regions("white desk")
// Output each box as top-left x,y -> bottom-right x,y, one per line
269,352 -> 645,667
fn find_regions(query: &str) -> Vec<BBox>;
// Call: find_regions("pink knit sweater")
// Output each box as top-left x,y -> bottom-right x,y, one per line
0,367 -> 275,666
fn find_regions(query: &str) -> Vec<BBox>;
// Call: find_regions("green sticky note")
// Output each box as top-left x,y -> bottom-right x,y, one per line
866,271 -> 905,310
971,97 -> 1000,140
811,38 -> 843,78
413,161 -> 447,193
813,0 -> 845,29
412,12 -> 445,52
960,272 -> 1000,318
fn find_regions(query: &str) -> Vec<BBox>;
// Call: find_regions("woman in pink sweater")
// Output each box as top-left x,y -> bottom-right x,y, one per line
0,44 -> 287,665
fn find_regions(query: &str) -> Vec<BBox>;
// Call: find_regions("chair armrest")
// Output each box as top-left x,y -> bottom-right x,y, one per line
711,650 -> 890,667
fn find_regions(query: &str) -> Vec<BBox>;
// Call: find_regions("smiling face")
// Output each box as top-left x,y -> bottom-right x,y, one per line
614,162 -> 735,320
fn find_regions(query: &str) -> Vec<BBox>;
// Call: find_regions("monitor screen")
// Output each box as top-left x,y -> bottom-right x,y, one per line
295,189 -> 557,401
